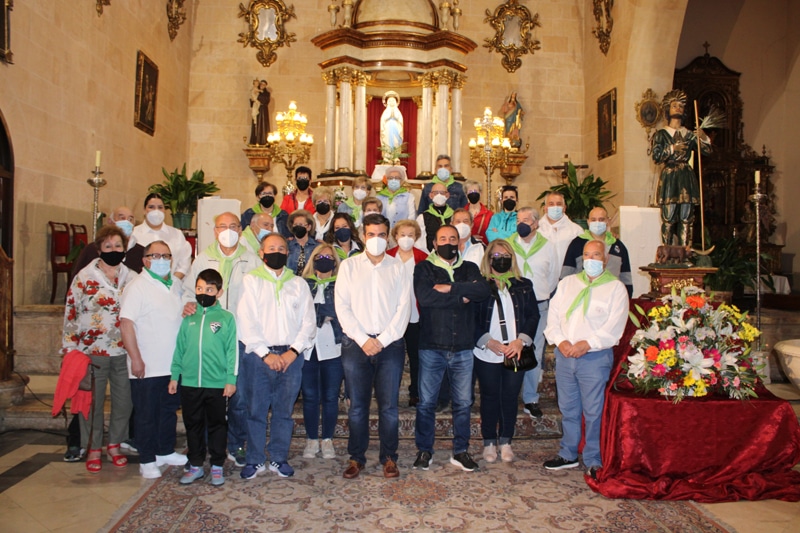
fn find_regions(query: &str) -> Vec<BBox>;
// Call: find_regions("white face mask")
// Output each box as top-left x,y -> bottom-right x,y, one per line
387,178 -> 401,192
397,236 -> 415,251
455,223 -> 471,240
432,193 -> 447,207
584,258 -> 604,278
436,167 -> 450,181
353,189 -> 367,201
114,219 -> 134,237
146,209 -> 165,226
589,221 -> 607,236
365,236 -> 388,256
218,229 -> 239,248
547,205 -> 564,221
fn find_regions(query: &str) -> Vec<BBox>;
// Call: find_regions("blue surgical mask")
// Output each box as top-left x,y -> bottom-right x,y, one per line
436,167 -> 450,181
114,219 -> 134,237
584,258 -> 604,278
257,228 -> 271,241
589,221 -> 607,236
387,178 -> 401,191
547,206 -> 564,221
149,258 -> 171,277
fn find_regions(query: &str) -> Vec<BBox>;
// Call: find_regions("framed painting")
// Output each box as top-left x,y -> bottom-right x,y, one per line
597,88 -> 616,160
0,0 -> 12,64
134,50 -> 158,135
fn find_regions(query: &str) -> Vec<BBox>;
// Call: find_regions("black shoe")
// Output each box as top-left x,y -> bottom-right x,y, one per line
543,456 -> 579,470
409,396 -> 419,408
450,452 -> 479,472
586,466 -> 599,480
523,402 -> 543,419
435,402 -> 448,414
413,450 -> 432,470
63,446 -> 84,462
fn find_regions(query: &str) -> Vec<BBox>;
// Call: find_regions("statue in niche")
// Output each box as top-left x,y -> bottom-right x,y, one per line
380,91 -> 404,162
500,92 -> 524,149
249,79 -> 271,146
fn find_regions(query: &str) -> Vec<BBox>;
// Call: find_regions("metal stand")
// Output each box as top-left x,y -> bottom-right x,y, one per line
749,183 -> 766,349
87,167 -> 107,241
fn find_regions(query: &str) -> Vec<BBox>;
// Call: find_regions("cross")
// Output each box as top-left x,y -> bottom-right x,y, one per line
544,154 -> 588,182
703,41 -> 711,55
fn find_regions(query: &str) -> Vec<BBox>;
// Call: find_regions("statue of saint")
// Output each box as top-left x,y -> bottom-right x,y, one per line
249,79 -> 271,146
379,91 -> 404,162
500,92 -> 523,149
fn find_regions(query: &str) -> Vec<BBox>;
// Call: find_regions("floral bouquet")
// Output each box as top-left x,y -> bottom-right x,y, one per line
333,182 -> 348,211
625,287 -> 761,403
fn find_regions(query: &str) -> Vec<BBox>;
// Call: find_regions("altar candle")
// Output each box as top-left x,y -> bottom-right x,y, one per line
95,150 -> 101,168
755,170 -> 761,185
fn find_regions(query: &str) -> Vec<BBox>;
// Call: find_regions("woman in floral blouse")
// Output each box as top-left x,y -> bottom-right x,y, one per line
62,225 -> 135,473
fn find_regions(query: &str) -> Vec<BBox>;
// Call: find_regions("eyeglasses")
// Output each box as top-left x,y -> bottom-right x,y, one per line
258,193 -> 274,198
145,253 -> 172,260
216,224 -> 240,231
316,254 -> 334,261
491,253 -> 512,259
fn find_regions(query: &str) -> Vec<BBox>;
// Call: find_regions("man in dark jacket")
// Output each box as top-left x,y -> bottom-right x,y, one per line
413,225 -> 490,472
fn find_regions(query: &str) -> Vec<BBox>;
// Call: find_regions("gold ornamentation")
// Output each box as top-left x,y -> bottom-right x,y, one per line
592,0 -> 613,56
450,73 -> 467,90
96,0 -> 110,16
237,0 -> 297,68
635,88 -> 662,140
468,107 -> 512,210
322,71 -> 337,85
333,66 -> 356,84
266,101 -> 314,188
0,0 -> 12,64
483,0 -> 541,73
166,0 -> 187,41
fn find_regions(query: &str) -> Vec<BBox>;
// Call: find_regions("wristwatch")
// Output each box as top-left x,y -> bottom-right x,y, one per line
288,347 -> 299,356
261,354 -> 270,362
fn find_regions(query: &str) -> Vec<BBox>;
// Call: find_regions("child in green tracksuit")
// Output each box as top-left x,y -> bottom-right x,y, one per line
169,269 -> 237,486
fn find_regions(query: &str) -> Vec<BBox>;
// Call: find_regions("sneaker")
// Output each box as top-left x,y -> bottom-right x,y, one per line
451,452 -> 479,472
269,461 -> 294,478
321,439 -> 336,459
240,463 -> 266,480
543,456 -> 579,470
156,451 -> 187,466
227,447 -> 246,468
63,446 -> 84,462
303,439 -> 320,458
139,461 -> 162,479
482,444 -> 497,463
210,466 -> 225,486
523,402 -> 543,419
180,466 -> 205,485
120,439 -> 138,453
413,450 -> 433,470
499,443 -> 514,463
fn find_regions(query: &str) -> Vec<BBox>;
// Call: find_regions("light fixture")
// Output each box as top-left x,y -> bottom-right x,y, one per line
267,101 -> 314,194
468,107 -> 511,210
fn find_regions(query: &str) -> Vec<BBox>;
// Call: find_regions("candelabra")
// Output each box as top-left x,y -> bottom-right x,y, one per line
750,171 -> 767,348
266,101 -> 314,194
468,107 -> 511,210
87,153 -> 106,241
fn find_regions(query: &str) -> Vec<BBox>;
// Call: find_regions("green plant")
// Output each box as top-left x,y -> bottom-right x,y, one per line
536,162 -> 615,220
702,237 -> 757,292
148,164 -> 219,215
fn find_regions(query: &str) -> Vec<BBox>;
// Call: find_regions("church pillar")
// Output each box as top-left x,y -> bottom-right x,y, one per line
436,70 -> 452,161
419,73 -> 435,176
322,71 -> 337,173
450,74 -> 465,175
353,71 -> 368,175
336,67 -> 354,173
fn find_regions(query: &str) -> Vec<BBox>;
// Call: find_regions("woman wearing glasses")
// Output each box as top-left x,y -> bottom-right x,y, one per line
132,193 -> 193,279
473,240 -> 539,463
300,244 -> 344,460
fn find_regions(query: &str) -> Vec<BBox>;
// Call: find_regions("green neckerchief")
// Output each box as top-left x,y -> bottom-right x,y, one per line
251,202 -> 281,219
426,251 -> 463,282
241,226 -> 261,252
508,232 -> 548,277
489,272 -> 515,289
565,269 -> 617,320
425,204 -> 454,226
205,242 -> 247,291
343,198 -> 362,221
307,274 -> 337,291
249,266 -> 295,304
378,186 -> 408,202
145,267 -> 173,288
579,229 -> 616,246
433,175 -> 455,188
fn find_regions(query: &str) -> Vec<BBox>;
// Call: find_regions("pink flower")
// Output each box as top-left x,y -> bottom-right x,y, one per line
733,376 -> 741,388
651,364 -> 667,377
668,383 -> 678,391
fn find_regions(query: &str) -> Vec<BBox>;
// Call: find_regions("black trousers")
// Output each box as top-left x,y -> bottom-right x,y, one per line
180,386 -> 228,468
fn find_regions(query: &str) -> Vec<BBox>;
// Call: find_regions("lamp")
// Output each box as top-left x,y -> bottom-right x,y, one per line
468,107 -> 511,210
267,101 -> 314,194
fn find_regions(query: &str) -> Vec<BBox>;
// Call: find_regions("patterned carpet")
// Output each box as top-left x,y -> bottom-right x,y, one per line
104,439 -> 731,533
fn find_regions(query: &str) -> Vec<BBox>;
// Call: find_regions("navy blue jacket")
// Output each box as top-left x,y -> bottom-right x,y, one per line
473,277 -> 539,348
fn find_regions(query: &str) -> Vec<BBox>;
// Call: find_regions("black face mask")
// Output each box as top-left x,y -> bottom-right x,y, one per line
292,225 -> 308,239
437,243 -> 458,261
314,257 -> 335,273
334,227 -> 351,243
316,202 -> 331,215
467,192 -> 481,205
259,195 -> 275,209
263,252 -> 288,270
196,293 -> 217,308
491,256 -> 512,273
503,199 -> 517,212
100,250 -> 125,267
516,222 -> 532,238
296,179 -> 310,191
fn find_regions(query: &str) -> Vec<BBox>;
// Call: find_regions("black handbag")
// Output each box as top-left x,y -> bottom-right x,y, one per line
491,284 -> 538,372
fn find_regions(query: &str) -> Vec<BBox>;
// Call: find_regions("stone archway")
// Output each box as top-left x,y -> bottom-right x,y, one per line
0,107 -> 12,257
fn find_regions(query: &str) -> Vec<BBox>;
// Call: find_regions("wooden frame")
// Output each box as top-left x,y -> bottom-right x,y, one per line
0,0 -> 12,64
134,50 -> 158,136
597,88 -> 616,160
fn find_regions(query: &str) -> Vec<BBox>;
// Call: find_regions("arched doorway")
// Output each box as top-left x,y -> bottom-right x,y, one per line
0,108 -> 12,257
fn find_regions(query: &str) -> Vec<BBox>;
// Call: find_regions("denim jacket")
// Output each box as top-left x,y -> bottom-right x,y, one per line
287,237 -> 319,274
305,278 -> 343,344
473,277 -> 539,348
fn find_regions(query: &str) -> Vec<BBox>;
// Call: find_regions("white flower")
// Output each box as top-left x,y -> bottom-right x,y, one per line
681,345 -> 715,381
627,350 -> 648,378
692,327 -> 716,342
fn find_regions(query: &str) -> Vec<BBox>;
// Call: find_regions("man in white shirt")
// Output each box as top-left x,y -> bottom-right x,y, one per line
239,212 -> 274,255
120,240 -> 187,478
335,214 -> 412,480
536,191 -> 583,267
507,207 -> 560,419
236,233 -> 316,480
543,240 -> 629,479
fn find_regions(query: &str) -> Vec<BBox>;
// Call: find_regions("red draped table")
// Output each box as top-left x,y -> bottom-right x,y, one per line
586,299 -> 800,502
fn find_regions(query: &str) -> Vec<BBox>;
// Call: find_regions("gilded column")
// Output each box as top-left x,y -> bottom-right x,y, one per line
322,71 -> 337,173
419,72 -> 435,177
353,71 -> 369,175
436,70 -> 452,161
336,67 -> 354,173
450,73 -> 465,175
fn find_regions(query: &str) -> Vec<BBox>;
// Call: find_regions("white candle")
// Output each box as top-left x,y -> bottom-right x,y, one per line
755,170 -> 761,185
95,150 -> 101,168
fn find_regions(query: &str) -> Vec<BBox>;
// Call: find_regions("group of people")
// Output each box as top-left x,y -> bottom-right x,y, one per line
60,154 -> 631,486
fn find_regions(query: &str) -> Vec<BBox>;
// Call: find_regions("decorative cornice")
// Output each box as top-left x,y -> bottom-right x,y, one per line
318,56 -> 468,74
311,27 -> 477,55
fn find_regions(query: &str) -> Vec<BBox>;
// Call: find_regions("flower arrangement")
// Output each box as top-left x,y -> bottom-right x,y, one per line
333,182 -> 348,211
625,287 -> 761,403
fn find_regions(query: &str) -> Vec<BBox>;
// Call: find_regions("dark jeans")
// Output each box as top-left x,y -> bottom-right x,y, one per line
227,342 -> 248,453
341,335 -> 405,465
181,386 -> 228,467
404,322 -> 420,399
474,358 -> 525,444
130,375 -> 181,464
301,349 -> 344,440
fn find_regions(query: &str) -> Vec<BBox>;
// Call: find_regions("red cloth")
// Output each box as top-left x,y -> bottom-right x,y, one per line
366,98 -> 418,178
471,204 -> 494,245
52,350 -> 93,419
280,192 -> 315,214
587,299 -> 800,502
386,246 -> 429,264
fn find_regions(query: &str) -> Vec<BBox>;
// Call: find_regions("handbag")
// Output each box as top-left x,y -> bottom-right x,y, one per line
491,283 -> 538,372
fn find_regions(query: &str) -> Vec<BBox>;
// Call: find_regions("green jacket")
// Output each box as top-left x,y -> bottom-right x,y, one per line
171,302 -> 238,388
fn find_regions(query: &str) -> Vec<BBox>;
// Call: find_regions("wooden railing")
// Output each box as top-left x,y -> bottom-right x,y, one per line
0,246 -> 13,381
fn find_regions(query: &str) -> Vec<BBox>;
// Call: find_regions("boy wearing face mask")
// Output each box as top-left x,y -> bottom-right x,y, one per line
377,166 -> 416,229
486,185 -> 519,242
536,191 -> 583,267
416,182 -> 454,252
169,269 -> 238,486
241,181 -> 290,238
280,166 -> 316,214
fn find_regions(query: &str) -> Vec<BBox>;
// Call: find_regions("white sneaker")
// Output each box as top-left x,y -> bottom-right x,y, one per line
139,462 -> 162,479
321,438 -> 336,459
156,451 -> 187,466
303,439 -> 320,458
483,444 -> 497,463
499,443 -> 514,463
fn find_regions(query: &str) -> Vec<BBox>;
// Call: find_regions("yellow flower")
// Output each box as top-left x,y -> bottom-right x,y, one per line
684,375 -> 696,386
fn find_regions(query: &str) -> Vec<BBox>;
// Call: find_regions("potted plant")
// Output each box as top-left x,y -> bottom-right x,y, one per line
536,161 -> 615,227
148,164 -> 219,230
700,236 -> 768,302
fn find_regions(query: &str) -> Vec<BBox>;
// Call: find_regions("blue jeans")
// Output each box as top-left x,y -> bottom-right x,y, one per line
130,375 -> 181,464
227,342 -> 248,453
341,335 -> 405,465
301,349 -> 344,440
474,358 -> 524,444
522,302 -> 549,404
242,348 -> 303,466
555,347 -> 613,468
416,349 -> 473,454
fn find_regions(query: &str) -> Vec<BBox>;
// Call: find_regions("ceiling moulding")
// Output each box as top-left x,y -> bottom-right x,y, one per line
318,56 -> 468,75
311,27 -> 477,56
